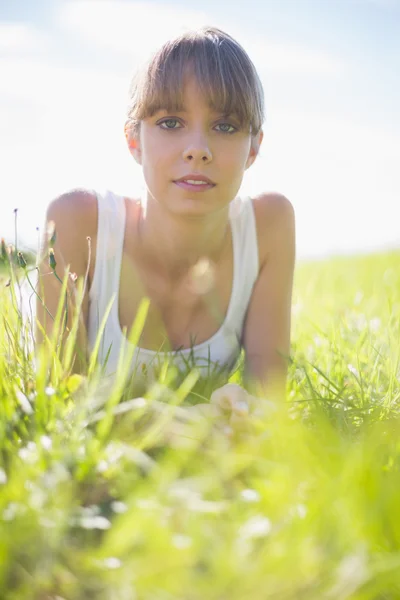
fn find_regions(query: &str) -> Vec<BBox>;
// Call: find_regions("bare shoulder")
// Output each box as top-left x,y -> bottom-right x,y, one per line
251,191 -> 294,224
250,192 -> 295,266
46,188 -> 98,227
43,188 -> 98,276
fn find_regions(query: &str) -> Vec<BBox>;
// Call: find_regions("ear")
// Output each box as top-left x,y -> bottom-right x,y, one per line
124,121 -> 142,165
245,129 -> 264,170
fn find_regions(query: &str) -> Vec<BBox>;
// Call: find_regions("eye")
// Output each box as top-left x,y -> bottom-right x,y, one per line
157,118 -> 237,134
158,118 -> 181,130
216,122 -> 237,134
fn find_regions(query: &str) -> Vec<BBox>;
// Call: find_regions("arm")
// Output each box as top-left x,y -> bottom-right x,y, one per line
241,193 -> 296,403
35,189 -> 97,375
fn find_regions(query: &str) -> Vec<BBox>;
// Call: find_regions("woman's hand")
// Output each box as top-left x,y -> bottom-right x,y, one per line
169,383 -> 277,446
210,383 -> 275,433
209,383 -> 253,430
184,384 -> 255,429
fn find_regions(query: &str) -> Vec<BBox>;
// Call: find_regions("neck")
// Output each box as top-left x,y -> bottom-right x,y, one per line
136,193 -> 231,281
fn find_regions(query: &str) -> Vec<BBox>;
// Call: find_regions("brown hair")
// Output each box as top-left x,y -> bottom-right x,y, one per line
125,26 -> 265,141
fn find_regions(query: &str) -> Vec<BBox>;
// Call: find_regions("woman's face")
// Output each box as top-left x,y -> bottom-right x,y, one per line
128,75 -> 263,216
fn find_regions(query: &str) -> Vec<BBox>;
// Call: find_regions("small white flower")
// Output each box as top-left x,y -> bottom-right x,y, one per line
288,503 -> 308,519
136,498 -> 159,510
355,314 -> 367,330
347,364 -> 359,376
383,268 -> 395,285
189,498 -> 227,514
329,547 -> 369,597
40,435 -> 52,451
15,389 -> 33,415
80,516 -> 111,530
354,291 -> 364,305
240,489 -> 260,503
96,460 -> 109,473
172,534 -> 193,550
29,488 -> 46,510
2,503 -> 18,521
103,557 -> 122,569
239,515 -> 272,539
314,335 -> 323,347
18,446 -> 37,464
369,317 -> 381,332
296,504 -> 307,519
39,516 -> 57,528
111,501 -> 128,514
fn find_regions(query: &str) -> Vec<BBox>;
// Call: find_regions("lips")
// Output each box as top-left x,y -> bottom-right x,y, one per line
174,180 -> 215,192
174,174 -> 216,185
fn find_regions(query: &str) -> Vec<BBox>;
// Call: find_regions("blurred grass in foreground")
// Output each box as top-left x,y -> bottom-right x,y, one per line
0,248 -> 399,599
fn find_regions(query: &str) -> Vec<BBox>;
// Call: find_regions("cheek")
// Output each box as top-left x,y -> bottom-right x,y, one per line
144,136 -> 172,166
221,137 -> 251,163
142,152 -> 170,188
220,148 -> 249,174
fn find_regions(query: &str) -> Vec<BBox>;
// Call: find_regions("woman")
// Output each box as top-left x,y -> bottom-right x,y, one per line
36,26 -> 296,419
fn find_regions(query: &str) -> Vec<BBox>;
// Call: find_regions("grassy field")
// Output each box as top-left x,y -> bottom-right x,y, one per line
0,246 -> 400,599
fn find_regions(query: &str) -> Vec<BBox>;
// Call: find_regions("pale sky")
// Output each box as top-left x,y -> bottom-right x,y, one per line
1,0 -> 399,261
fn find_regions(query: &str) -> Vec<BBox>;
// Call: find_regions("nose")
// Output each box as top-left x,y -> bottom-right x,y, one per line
183,135 -> 212,163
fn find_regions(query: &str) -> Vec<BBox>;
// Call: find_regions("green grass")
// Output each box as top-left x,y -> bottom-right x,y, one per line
0,247 -> 400,599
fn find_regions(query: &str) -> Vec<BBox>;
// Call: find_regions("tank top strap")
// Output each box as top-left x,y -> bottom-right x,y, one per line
89,189 -> 126,313
226,195 -> 259,334
230,196 -> 259,284
96,189 -> 126,262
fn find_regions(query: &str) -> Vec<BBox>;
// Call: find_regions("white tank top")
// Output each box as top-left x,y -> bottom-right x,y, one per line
87,190 -> 259,382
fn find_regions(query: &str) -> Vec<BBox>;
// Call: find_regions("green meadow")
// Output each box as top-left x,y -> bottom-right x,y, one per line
0,243 -> 399,599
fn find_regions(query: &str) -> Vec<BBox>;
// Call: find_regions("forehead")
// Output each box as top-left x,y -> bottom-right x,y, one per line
153,76 -> 235,115
141,59 -> 251,129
